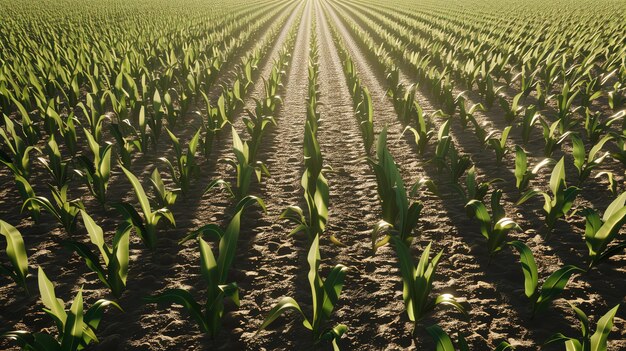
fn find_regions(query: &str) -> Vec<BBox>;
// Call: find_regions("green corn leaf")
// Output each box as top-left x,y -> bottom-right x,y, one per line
0,220 -> 29,292
426,324 -> 455,351
80,211 -> 109,265
60,289 -> 83,351
38,267 -> 67,324
535,265 -> 583,313
509,241 -> 538,298
589,305 -> 619,351
256,297 -> 310,334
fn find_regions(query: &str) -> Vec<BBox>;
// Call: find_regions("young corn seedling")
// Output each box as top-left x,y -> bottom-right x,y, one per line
64,210 -> 131,298
2,267 -> 122,351
149,168 -> 178,208
10,98 -> 40,145
257,235 -> 348,349
487,126 -> 512,165
243,108 -> 276,164
499,93 -> 524,125
369,128 -> 423,252
460,166 -> 502,203
457,100 -> 485,131
426,324 -> 514,351
148,89 -> 165,147
580,192 -> 626,268
393,238 -> 467,335
544,304 -> 620,351
433,121 -> 452,171
517,157 -> 579,234
15,174 -> 40,222
594,171 -> 617,195
447,143 -> 473,184
608,81 -> 624,110
199,92 -> 229,158
0,220 -> 29,293
514,146 -> 553,193
356,86 -> 375,153
76,92 -> 107,143
75,130 -> 112,206
0,114 -> 38,179
23,185 -> 85,235
110,120 -> 142,168
520,105 -> 541,145
223,127 -> 269,199
402,102 -> 435,155
115,165 -> 175,250
508,241 -> 583,318
146,196 -> 264,338
541,119 -> 571,157
466,190 -> 521,257
571,134 -> 612,184
37,136 -> 70,188
159,128 -> 201,196
556,82 -> 581,134
583,109 -> 623,144
281,123 -> 331,243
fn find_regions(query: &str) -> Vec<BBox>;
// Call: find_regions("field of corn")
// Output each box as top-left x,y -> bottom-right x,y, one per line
0,0 -> 625,349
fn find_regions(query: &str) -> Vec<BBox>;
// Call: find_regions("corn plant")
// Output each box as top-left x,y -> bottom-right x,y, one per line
608,82 -> 625,110
149,168 -> 178,208
555,83 -> 581,133
115,165 -> 175,250
110,120 -> 142,168
466,190 -> 521,256
433,120 -> 452,171
64,210 -> 131,298
257,235 -> 347,349
146,196 -> 264,338
8,98 -> 40,145
15,174 -> 40,222
2,267 -> 122,351
159,128 -> 201,196
571,134 -> 612,184
369,128 -> 423,251
508,241 -> 583,317
458,166 -> 502,203
393,238 -> 467,334
514,146 -> 553,193
583,109 -> 623,144
517,157 -> 579,233
77,93 -> 108,143
243,108 -> 276,164
499,93 -> 524,125
0,114 -> 38,179
446,144 -> 473,184
199,92 -> 229,158
402,103 -> 435,155
148,89 -> 165,147
223,127 -> 269,199
23,185 -> 84,235
356,86 -> 375,153
426,324 -> 514,351
520,105 -> 541,144
541,119 -> 571,157
37,136 -> 70,188
545,304 -> 620,351
457,99 -> 484,130
0,220 -> 29,293
487,126 -> 511,164
580,192 -> 626,268
75,130 -> 112,206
